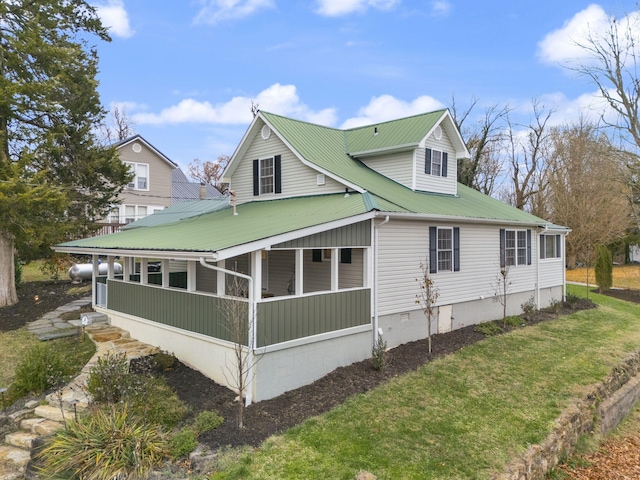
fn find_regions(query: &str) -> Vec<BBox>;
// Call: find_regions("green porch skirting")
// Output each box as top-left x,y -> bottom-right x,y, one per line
106,280 -> 371,347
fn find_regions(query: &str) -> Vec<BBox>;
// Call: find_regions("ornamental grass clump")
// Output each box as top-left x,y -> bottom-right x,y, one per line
37,404 -> 169,480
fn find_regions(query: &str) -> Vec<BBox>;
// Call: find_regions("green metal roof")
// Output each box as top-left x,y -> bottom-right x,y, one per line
121,198 -> 229,230
60,193 -> 383,253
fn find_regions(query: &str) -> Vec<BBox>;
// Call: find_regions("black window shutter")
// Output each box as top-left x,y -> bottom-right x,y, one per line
556,234 -> 561,258
527,229 -> 532,265
425,149 -> 432,175
312,249 -> 322,262
341,248 -> 352,264
442,152 -> 448,177
252,159 -> 259,196
540,235 -> 546,260
499,229 -> 506,268
429,226 -> 437,274
274,155 -> 282,194
453,227 -> 460,271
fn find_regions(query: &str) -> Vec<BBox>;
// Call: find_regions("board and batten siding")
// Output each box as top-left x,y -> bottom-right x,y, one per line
118,141 -> 174,208
377,220 -> 538,315
272,221 -> 371,249
265,250 -> 295,296
231,122 -> 345,205
359,151 -> 414,189
414,133 -> 457,195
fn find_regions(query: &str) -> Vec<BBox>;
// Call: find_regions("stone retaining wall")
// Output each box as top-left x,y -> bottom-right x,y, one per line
493,351 -> 640,480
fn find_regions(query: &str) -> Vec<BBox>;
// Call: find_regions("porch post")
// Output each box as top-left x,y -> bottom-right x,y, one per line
295,250 -> 303,295
187,260 -> 196,292
362,248 -> 370,287
217,259 -> 226,296
123,256 -> 132,283
331,248 -> 339,291
140,258 -> 148,285
251,251 -> 262,298
107,256 -> 115,279
91,254 -> 99,306
162,259 -> 170,288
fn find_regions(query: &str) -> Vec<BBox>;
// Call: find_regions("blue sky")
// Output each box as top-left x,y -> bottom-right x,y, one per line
91,0 -> 633,172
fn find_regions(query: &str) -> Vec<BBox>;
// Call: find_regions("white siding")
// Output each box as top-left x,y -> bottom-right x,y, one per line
230,121 -> 345,204
303,249 -> 331,293
377,220 -> 538,316
339,248 -> 364,289
359,151 -> 414,188
539,257 -> 564,288
415,134 -> 457,195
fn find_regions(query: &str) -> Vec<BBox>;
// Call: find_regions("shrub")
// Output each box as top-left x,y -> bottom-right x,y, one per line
11,343 -> 70,396
195,410 -> 224,434
565,292 -> 581,307
37,404 -> 169,480
371,335 -> 388,371
521,296 -> 536,316
595,244 -> 613,292
153,351 -> 177,371
14,257 -> 22,287
87,351 -> 131,404
504,315 -> 524,327
474,321 -> 503,336
170,427 -> 198,459
129,376 -> 189,429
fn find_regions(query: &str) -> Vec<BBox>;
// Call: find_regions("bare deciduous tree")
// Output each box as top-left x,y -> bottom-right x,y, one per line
188,154 -> 230,193
493,263 -> 512,328
546,120 -> 632,269
416,258 -> 439,353
100,105 -> 136,144
450,96 -> 510,196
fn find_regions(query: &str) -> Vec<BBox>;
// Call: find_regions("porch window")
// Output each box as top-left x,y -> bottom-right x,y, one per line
253,155 -> 282,196
540,234 -> 561,259
500,229 -> 531,267
425,148 -> 448,177
429,226 -> 460,273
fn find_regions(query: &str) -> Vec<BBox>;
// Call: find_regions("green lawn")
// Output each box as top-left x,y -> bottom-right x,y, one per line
211,286 -> 640,480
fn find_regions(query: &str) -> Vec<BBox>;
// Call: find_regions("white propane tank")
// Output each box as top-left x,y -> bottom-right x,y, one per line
68,262 -> 122,282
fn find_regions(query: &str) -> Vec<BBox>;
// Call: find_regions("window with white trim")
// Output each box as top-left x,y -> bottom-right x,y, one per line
253,155 -> 281,196
501,229 -> 531,267
124,162 -> 149,190
425,148 -> 448,177
260,157 -> 274,194
429,226 -> 460,273
540,234 -> 561,259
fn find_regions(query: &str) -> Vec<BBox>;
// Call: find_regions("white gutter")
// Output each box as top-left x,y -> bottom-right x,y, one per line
373,215 -> 390,344
199,258 -> 256,407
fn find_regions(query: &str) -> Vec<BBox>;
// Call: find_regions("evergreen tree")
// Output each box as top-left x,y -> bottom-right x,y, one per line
594,244 -> 613,293
0,0 -> 131,306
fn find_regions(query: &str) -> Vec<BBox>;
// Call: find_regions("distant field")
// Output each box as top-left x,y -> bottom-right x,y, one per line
565,265 -> 640,290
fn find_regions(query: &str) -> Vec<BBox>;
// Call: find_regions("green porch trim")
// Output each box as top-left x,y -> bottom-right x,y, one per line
256,288 -> 371,347
107,279 -> 243,344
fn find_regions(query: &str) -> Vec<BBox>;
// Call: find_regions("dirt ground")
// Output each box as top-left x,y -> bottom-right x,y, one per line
3,280 -> 637,479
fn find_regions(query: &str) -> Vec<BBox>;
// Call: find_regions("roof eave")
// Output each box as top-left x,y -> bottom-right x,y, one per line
348,143 -> 419,158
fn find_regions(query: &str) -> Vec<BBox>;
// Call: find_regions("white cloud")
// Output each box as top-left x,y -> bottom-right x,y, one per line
194,0 -> 275,25
133,83 -> 338,127
430,0 -> 451,17
315,0 -> 400,17
536,4 -> 640,65
340,94 -> 445,129
94,0 -> 134,38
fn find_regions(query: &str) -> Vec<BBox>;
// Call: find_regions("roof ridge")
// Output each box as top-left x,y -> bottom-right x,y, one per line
343,109 -> 448,132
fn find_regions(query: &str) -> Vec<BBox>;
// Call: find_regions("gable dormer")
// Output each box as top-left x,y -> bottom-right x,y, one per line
346,110 -> 468,195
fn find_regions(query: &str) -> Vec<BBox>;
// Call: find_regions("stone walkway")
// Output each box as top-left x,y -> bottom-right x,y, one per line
0,298 -> 160,479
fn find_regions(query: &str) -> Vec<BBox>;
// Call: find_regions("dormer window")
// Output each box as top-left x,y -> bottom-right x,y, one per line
253,155 -> 282,196
425,148 -> 448,177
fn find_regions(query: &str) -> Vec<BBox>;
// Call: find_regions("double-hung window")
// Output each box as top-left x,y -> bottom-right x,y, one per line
500,229 -> 531,267
425,148 -> 448,177
429,226 -> 460,273
540,234 -> 561,259
124,162 -> 149,190
253,155 -> 282,196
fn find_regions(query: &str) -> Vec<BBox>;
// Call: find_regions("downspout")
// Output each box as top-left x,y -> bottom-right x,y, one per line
535,229 -> 541,310
373,215 -> 390,343
199,258 -> 256,407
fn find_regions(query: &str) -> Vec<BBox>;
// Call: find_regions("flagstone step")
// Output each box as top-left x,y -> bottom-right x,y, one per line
20,418 -> 63,437
4,432 -> 38,450
0,445 -> 30,474
32,406 -> 69,424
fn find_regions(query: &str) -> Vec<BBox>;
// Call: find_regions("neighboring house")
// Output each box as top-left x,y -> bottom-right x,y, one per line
56,109 -> 568,404
101,135 -> 220,231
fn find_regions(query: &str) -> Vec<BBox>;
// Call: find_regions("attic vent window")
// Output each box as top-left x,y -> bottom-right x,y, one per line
317,174 -> 325,186
374,127 -> 378,136
261,125 -> 271,140
434,125 -> 442,140
132,143 -> 142,153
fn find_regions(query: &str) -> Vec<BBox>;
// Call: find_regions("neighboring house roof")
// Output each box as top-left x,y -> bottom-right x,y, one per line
171,168 -> 221,204
113,134 -> 178,168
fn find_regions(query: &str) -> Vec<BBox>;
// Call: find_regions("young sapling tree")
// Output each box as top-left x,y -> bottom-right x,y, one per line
416,258 -> 440,353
